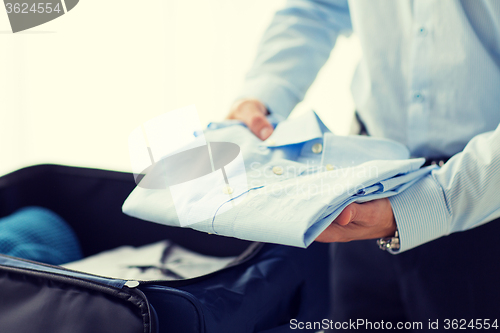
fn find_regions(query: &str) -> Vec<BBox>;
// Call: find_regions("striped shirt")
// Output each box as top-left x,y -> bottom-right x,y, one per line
238,0 -> 500,251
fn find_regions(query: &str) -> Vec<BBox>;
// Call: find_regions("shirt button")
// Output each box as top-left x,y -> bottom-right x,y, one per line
412,92 -> 425,103
222,185 -> 233,194
272,166 -> 283,175
326,164 -> 335,171
417,26 -> 427,36
312,143 -> 323,154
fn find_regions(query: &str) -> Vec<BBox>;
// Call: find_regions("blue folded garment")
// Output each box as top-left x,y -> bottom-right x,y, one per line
0,207 -> 82,265
123,110 -> 438,247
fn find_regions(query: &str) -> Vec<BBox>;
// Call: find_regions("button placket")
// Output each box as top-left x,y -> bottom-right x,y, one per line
408,3 -> 432,155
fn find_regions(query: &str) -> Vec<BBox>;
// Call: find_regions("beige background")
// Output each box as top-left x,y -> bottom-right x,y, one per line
0,0 -> 361,176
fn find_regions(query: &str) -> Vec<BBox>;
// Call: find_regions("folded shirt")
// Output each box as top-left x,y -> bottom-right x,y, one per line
123,110 -> 437,248
63,240 -> 236,281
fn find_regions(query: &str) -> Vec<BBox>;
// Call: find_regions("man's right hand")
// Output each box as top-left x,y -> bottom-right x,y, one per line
227,99 -> 274,141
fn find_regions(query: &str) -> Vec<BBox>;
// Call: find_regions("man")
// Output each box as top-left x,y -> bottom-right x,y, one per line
227,0 -> 500,329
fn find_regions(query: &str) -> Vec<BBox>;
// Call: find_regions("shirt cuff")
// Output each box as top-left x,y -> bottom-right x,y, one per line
236,75 -> 303,122
388,174 -> 451,253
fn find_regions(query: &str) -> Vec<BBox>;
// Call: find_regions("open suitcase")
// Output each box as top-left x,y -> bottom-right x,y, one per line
0,164 -> 330,333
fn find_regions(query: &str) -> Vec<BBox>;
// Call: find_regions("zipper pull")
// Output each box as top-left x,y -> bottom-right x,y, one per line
124,280 -> 140,288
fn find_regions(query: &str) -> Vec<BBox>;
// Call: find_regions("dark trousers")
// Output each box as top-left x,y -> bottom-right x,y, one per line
329,218 -> 500,332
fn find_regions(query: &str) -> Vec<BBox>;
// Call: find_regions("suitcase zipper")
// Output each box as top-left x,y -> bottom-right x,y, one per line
125,280 -> 141,288
123,280 -> 205,333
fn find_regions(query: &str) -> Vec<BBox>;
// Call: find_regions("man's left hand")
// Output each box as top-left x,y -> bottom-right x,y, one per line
315,198 -> 397,243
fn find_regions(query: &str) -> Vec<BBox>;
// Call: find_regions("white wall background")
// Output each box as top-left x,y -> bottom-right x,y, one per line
0,0 -> 361,176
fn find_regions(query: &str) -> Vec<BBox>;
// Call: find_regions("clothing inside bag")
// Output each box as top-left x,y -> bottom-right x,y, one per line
63,240 -> 236,281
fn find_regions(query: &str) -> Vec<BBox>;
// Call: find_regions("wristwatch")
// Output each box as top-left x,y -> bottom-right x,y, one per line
377,230 -> 400,251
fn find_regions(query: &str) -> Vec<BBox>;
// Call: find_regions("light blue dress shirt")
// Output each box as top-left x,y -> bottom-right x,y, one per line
238,0 -> 500,252
123,111 -> 436,248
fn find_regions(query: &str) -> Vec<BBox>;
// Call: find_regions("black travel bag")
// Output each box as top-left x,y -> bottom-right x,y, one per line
0,164 -> 330,333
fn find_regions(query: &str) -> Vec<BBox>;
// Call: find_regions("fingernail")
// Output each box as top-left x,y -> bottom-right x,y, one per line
260,127 -> 272,140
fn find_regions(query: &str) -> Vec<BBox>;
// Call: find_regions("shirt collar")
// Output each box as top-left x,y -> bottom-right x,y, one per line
263,110 -> 330,147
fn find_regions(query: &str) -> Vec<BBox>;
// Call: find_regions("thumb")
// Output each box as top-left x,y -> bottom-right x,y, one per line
334,204 -> 356,226
227,99 -> 274,140
245,113 -> 273,140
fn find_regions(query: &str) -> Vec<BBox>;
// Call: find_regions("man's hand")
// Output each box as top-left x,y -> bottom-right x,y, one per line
227,99 -> 274,140
315,198 -> 397,243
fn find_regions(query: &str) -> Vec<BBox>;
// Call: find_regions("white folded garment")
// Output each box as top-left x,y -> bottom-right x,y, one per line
63,241 -> 236,281
123,111 -> 437,247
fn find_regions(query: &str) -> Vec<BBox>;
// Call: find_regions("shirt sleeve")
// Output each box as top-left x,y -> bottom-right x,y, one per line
237,0 -> 352,121
389,123 -> 500,253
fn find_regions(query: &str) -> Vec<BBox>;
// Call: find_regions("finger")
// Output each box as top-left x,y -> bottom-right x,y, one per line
348,201 -> 376,223
245,113 -> 274,140
316,219 -> 379,243
321,200 -> 395,242
315,222 -> 355,243
344,200 -> 391,226
316,203 -> 376,242
315,205 -> 356,242
333,204 -> 355,226
228,99 -> 274,140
